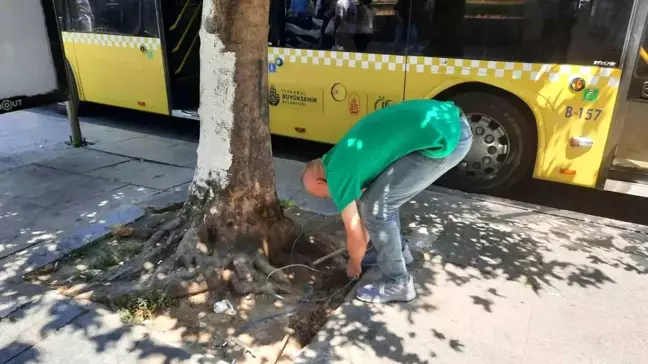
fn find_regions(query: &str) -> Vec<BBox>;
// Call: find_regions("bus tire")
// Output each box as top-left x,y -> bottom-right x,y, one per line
441,92 -> 536,192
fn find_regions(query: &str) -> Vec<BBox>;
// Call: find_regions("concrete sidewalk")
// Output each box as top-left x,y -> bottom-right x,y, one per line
0,282 -> 218,364
0,109 -> 334,364
0,110 -> 195,282
294,185 -> 648,363
0,110 -> 211,363
2,109 -> 648,363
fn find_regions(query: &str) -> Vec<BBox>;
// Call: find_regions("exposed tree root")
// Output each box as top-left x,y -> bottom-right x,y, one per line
229,252 -> 292,295
101,216 -> 188,282
65,281 -> 148,302
253,251 -> 291,286
68,211 -> 298,303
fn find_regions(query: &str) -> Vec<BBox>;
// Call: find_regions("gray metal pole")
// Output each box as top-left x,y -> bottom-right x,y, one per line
66,67 -> 83,147
66,100 -> 82,147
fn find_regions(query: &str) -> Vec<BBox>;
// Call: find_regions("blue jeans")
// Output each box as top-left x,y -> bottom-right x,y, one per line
358,116 -> 473,283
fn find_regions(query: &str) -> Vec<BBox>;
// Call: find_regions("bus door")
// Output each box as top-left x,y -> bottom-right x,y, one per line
267,0 -> 410,144
609,10 -> 648,175
57,0 -> 170,114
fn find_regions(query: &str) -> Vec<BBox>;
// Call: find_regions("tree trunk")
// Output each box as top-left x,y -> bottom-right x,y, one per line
179,0 -> 293,268
69,0 -> 296,300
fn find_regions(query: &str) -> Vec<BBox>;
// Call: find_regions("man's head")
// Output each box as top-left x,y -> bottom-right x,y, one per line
302,158 -> 330,198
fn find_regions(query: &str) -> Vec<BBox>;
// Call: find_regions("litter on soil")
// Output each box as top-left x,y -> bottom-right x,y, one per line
25,207 -> 356,363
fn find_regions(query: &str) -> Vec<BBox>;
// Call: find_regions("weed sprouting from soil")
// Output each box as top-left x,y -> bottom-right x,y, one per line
110,290 -> 178,325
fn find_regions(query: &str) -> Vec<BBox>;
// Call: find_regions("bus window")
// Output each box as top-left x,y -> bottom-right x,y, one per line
565,0 -> 634,67
64,0 -> 159,37
405,0 -> 634,66
54,0 -> 82,31
270,0 -> 408,54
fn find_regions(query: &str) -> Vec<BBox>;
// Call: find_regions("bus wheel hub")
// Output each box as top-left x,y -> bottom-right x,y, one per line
458,113 -> 510,179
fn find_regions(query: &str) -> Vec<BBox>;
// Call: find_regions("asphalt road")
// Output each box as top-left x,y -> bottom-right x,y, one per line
33,105 -> 648,227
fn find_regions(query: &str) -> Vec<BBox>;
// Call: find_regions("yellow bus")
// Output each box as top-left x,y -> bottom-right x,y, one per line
54,0 -> 648,195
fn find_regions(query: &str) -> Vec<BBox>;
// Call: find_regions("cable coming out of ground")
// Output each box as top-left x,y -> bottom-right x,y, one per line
264,264 -> 321,285
231,197 -> 355,340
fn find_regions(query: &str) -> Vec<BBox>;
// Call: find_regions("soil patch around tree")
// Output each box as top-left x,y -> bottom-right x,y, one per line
25,207 -> 354,363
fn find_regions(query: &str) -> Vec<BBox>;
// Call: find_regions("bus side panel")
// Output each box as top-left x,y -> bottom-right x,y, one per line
405,57 -> 621,188
61,33 -> 85,100
62,32 -> 169,115
535,66 -> 622,187
268,48 -> 406,145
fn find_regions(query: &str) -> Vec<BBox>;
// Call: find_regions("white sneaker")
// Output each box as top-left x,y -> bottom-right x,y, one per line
355,274 -> 417,303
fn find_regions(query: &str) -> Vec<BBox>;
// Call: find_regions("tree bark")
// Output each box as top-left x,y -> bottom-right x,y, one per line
76,0 -> 297,301
178,0 -> 293,269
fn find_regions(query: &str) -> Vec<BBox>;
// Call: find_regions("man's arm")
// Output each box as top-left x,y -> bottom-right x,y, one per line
341,201 -> 369,276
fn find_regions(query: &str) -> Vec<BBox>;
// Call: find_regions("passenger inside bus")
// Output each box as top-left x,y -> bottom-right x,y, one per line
61,0 -> 158,37
270,0 -> 631,68
354,0 -> 376,52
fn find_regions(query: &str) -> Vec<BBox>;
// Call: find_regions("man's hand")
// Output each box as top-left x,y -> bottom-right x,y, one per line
341,201 -> 369,278
347,257 -> 362,278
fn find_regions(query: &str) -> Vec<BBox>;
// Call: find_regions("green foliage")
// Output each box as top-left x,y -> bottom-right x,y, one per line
279,198 -> 297,209
112,290 -> 177,325
91,252 -> 121,270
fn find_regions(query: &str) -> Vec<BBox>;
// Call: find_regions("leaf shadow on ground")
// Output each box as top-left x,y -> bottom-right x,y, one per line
1,187 -> 648,363
0,283 -> 197,364
293,188 -> 648,363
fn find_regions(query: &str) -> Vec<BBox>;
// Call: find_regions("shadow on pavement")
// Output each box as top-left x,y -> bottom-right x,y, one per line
295,189 -> 648,363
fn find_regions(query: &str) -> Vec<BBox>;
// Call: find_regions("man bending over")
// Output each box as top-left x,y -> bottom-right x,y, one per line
302,99 -> 473,303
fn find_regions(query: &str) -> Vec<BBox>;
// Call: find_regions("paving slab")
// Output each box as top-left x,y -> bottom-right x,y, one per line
37,149 -> 130,173
0,196 -> 50,244
523,293 -> 648,364
116,140 -> 197,167
90,136 -> 184,163
0,291 -> 87,362
0,184 -> 153,260
85,127 -> 198,166
0,164 -> 126,209
428,185 -> 648,235
0,165 -> 73,200
0,111 -> 70,156
274,158 -> 337,215
138,183 -> 190,211
0,165 -> 133,260
0,147 -> 73,174
86,160 -> 194,190
3,303 -> 206,364
4,306 -> 143,364
81,124 -> 149,145
0,204 -> 145,281
168,142 -> 199,167
0,282 -> 48,319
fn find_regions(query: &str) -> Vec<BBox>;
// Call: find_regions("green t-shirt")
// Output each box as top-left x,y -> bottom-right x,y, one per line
322,99 -> 462,212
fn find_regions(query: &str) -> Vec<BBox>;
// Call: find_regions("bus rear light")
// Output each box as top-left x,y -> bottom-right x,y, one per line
569,136 -> 594,148
560,168 -> 577,175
